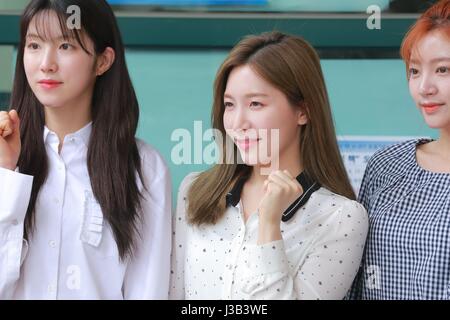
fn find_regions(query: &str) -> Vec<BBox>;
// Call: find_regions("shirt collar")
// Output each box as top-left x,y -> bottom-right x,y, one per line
226,171 -> 321,222
43,121 -> 92,149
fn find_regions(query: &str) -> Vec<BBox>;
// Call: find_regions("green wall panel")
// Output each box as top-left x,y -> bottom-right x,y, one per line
125,50 -> 433,196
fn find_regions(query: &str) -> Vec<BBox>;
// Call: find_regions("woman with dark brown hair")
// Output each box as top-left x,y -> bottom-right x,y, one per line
0,0 -> 171,299
170,31 -> 368,300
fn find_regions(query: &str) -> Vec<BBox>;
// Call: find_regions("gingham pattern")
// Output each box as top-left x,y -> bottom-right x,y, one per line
348,139 -> 450,300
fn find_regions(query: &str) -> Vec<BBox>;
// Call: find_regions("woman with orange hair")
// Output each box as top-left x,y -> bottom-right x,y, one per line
348,0 -> 450,299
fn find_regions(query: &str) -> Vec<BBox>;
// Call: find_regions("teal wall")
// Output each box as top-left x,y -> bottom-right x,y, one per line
0,0 -> 28,10
126,49 -> 434,195
0,0 -> 390,11
130,50 -> 222,195
257,0 -> 390,12
322,59 -> 430,137
0,46 -> 12,92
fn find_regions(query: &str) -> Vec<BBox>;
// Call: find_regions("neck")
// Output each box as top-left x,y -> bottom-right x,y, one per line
248,144 -> 303,187
44,101 -> 92,145
435,128 -> 450,159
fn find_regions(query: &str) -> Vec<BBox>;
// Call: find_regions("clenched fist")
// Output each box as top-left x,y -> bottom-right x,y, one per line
259,170 -> 304,225
0,110 -> 21,171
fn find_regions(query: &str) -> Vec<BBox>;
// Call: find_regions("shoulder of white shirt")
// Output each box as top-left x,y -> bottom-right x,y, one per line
313,186 -> 368,220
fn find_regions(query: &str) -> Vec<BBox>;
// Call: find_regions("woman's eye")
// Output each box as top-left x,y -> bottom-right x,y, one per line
224,102 -> 234,108
60,43 -> 73,50
27,43 -> 40,50
437,66 -> 449,73
408,68 -> 419,77
250,101 -> 262,107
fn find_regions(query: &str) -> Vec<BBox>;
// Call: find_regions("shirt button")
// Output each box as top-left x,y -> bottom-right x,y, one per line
54,198 -> 60,204
12,219 -> 18,226
47,284 -> 56,293
49,240 -> 56,248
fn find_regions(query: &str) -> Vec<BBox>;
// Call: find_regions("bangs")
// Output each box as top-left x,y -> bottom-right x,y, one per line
401,24 -> 450,66
26,9 -> 91,55
401,0 -> 450,67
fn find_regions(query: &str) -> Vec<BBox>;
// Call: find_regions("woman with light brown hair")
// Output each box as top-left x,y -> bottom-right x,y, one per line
169,31 -> 368,300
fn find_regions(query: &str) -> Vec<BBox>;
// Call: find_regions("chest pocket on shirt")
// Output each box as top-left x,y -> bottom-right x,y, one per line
80,190 -> 119,259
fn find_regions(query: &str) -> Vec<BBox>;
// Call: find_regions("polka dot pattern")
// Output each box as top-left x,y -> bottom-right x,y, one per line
169,173 -> 368,300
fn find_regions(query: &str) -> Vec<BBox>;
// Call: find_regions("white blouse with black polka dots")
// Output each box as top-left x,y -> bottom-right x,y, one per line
170,173 -> 368,300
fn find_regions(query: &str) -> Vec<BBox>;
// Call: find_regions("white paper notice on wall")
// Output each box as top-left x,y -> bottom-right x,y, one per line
337,136 -> 428,196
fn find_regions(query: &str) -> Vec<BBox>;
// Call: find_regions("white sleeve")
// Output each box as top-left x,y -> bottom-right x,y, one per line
122,150 -> 172,300
0,167 -> 33,299
236,201 -> 368,300
169,172 -> 198,300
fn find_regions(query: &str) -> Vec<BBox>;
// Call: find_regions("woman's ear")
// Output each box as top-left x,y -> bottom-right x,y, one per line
96,47 -> 115,76
297,102 -> 309,125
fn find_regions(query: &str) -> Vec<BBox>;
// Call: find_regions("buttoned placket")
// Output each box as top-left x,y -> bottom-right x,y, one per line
45,133 -> 67,299
222,202 -> 257,299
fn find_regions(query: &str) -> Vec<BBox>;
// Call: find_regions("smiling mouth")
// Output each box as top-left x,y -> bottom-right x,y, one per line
234,137 -> 261,149
234,137 -> 261,143
421,103 -> 444,114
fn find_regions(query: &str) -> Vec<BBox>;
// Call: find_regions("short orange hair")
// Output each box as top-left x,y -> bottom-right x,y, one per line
400,0 -> 450,68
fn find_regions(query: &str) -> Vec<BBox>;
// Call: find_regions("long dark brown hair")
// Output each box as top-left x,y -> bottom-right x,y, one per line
11,0 -> 144,260
187,31 -> 355,225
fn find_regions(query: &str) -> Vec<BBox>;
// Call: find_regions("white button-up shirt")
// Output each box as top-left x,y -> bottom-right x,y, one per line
170,173 -> 368,300
0,123 -> 172,299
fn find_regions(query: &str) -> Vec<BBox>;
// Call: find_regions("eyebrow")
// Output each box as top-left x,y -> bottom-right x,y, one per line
410,57 -> 450,64
224,93 -> 269,99
430,57 -> 450,63
26,33 -> 75,41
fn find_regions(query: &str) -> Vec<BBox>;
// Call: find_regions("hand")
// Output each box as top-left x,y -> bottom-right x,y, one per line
0,110 -> 21,171
259,170 -> 304,226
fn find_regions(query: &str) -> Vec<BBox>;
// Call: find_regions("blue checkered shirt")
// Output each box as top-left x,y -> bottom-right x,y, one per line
347,139 -> 450,299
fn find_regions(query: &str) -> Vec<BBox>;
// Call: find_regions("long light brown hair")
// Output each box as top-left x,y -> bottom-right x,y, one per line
187,31 -> 355,225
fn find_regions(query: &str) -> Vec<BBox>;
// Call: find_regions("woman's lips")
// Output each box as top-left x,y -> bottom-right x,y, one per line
38,80 -> 63,89
421,103 -> 444,114
235,138 -> 261,150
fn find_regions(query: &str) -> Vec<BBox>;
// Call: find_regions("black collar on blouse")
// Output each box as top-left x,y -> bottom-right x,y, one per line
225,171 -> 321,222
